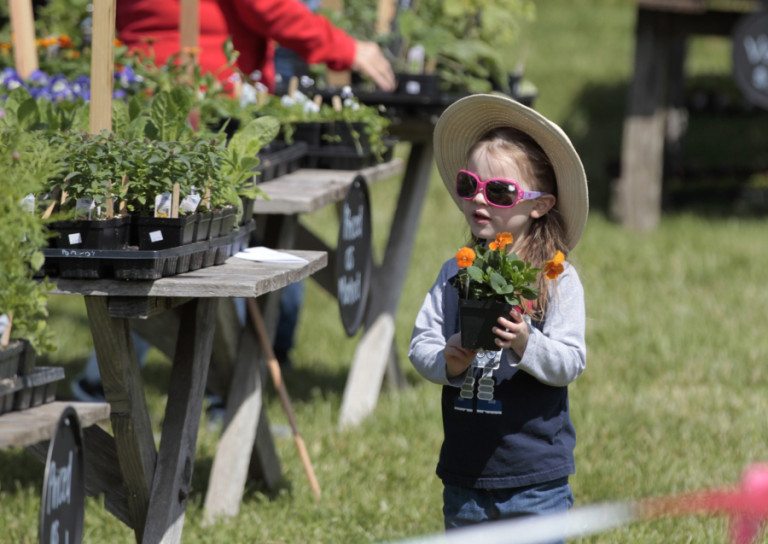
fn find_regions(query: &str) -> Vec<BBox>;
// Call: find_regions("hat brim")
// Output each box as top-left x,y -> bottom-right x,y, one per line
434,94 -> 588,250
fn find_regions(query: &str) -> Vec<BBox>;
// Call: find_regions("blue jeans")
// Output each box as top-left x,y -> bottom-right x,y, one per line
443,477 -> 573,539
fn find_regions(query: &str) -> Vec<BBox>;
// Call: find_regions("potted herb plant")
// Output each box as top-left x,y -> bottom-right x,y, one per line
450,232 -> 564,351
47,130 -> 132,250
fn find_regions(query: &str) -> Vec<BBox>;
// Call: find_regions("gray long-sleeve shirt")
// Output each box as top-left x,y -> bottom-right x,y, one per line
408,258 -> 587,488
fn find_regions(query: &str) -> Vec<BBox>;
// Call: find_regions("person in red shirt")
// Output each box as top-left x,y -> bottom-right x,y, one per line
116,0 -> 395,92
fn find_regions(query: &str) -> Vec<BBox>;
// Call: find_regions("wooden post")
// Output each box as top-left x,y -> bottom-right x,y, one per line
8,0 -> 38,79
612,9 -> 675,231
375,0 -> 396,35
89,0 -> 116,135
321,0 -> 351,87
179,0 -> 199,77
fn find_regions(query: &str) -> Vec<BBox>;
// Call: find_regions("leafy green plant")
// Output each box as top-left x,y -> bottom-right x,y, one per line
47,131 -> 130,217
450,232 -> 542,306
212,116 -> 280,210
0,127 -> 64,354
396,0 -> 535,93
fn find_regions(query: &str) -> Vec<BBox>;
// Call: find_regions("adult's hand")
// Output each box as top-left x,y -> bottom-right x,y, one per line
351,40 -> 396,92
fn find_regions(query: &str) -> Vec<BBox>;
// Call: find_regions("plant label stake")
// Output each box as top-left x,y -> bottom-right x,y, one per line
332,95 -> 343,112
105,182 -> 114,219
171,182 -> 180,219
41,187 -> 62,220
313,94 -> 323,108
8,0 -> 38,79
288,76 -> 299,97
179,0 -> 200,82
0,312 -> 13,348
118,175 -> 128,215
89,0 -> 116,135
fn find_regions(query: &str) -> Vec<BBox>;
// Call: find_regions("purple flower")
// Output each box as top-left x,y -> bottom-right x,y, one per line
27,69 -> 49,86
112,89 -> 127,100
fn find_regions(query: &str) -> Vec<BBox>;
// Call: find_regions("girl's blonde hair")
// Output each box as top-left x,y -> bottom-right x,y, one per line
468,127 -> 569,319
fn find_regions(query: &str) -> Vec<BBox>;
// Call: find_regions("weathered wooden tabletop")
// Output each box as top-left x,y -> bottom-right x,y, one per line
252,159 -> 404,215
48,250 -> 327,298
0,401 -> 110,449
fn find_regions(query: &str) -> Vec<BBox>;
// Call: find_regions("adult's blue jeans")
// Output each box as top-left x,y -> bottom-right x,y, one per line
443,477 -> 573,542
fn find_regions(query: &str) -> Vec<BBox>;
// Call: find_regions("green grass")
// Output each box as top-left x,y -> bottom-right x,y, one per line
3,1 -> 768,542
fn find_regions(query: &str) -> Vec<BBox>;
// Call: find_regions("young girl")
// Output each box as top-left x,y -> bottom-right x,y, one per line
409,93 -> 589,532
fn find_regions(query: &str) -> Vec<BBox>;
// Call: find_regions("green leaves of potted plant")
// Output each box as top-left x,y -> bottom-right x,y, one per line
395,0 -> 535,95
449,232 -> 563,351
47,131 -> 131,250
0,127 -> 57,387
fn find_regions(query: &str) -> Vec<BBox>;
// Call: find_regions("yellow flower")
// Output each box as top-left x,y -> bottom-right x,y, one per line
489,232 -> 513,251
543,250 -> 566,279
455,247 -> 476,268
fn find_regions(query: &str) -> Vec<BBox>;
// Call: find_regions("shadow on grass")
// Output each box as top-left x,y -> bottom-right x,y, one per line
0,449 -> 43,491
561,74 -> 768,219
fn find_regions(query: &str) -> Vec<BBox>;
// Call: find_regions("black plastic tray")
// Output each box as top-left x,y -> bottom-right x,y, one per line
256,142 -> 308,182
12,366 -> 65,411
0,375 -> 23,415
43,221 -> 256,280
301,138 -> 396,170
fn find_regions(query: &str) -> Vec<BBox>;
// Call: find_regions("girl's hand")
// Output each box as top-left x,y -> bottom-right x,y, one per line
444,333 -> 476,378
494,308 -> 530,357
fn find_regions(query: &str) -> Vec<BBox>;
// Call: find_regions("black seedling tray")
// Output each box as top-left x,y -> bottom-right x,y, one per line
0,375 -> 23,415
49,216 -> 131,250
43,221 -> 256,280
256,141 -> 308,182
302,138 -> 396,170
0,341 -> 23,379
12,366 -> 65,411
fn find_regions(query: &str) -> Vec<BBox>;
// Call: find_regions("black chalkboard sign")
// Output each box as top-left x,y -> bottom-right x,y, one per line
336,175 -> 372,336
40,407 -> 85,544
733,10 -> 768,110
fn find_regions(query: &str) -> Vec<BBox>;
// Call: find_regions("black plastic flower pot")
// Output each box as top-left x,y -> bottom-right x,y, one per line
194,211 -> 213,242
0,339 -> 35,378
239,196 -> 254,225
288,121 -> 326,147
0,341 -> 23,379
134,214 -> 197,250
50,216 -> 130,250
459,298 -> 512,351
326,121 -> 369,151
208,209 -> 224,240
395,73 -> 442,97
219,206 -> 237,236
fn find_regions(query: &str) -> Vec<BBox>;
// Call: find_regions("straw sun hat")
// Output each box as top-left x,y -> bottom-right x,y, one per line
434,93 -> 589,250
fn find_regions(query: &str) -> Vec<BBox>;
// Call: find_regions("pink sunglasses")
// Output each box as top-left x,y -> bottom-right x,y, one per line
456,170 -> 550,208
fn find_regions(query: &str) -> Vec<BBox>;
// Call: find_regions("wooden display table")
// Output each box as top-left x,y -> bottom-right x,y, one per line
250,154 -> 431,430
612,0 -> 761,230
0,401 -> 109,449
50,251 -> 326,543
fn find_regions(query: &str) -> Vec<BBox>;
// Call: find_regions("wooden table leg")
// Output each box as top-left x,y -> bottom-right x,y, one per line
613,9 -> 677,230
203,297 -> 283,523
85,296 -> 157,542
339,140 -> 434,428
140,298 -> 217,544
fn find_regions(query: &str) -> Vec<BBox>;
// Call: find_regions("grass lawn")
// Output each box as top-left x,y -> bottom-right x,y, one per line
3,1 -> 768,542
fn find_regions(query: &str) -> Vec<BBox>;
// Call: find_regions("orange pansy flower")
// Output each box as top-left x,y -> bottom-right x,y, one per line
58,35 -> 73,48
489,232 -> 513,251
543,250 -> 566,279
455,247 -> 476,268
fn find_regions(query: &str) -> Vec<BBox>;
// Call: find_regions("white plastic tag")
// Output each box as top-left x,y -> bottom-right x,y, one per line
68,233 -> 82,245
405,80 -> 421,95
149,230 -> 163,243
